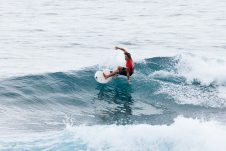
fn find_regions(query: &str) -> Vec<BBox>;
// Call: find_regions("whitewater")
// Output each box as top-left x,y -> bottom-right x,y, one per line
0,0 -> 226,150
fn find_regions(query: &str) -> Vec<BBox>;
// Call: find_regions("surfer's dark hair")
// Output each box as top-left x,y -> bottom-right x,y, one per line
125,52 -> 131,59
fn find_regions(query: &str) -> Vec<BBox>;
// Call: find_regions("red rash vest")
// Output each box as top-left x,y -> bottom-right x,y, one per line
126,59 -> 134,73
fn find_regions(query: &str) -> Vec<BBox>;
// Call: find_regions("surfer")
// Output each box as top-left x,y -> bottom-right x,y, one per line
103,46 -> 135,84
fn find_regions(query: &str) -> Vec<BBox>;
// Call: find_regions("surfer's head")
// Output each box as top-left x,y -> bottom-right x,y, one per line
124,52 -> 131,60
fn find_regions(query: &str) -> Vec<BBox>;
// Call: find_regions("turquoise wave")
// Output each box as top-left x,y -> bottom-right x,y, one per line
0,56 -> 225,131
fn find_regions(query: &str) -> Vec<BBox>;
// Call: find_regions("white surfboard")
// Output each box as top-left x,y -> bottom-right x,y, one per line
94,69 -> 113,84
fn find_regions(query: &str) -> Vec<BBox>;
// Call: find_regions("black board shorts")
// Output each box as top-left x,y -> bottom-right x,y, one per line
118,67 -> 133,76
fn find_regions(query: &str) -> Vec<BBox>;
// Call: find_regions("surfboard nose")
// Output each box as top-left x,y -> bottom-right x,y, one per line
95,70 -> 112,84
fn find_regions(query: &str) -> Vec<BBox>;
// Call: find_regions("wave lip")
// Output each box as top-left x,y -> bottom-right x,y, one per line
176,53 -> 226,86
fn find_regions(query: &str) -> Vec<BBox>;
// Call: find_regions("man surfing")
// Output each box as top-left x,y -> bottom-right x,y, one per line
103,46 -> 135,84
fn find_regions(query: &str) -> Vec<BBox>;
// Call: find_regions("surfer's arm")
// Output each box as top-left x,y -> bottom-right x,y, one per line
115,46 -> 128,53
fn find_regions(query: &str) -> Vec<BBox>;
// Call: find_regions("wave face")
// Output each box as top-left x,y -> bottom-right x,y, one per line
1,55 -> 226,127
1,55 -> 226,150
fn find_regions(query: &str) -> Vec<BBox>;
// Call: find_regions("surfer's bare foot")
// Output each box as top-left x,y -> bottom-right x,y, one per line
103,73 -> 108,79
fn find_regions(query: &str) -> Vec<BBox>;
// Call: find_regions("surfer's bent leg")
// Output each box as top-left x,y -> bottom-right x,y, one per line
103,66 -> 122,79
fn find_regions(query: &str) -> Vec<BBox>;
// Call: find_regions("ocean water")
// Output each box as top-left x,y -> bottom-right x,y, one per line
0,0 -> 226,150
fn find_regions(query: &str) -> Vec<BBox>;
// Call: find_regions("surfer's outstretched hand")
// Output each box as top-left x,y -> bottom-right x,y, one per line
115,46 -> 119,50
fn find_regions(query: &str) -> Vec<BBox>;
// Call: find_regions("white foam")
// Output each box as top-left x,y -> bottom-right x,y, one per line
65,117 -> 226,151
158,81 -> 226,107
1,117 -> 226,151
218,86 -> 226,100
148,53 -> 226,107
151,70 -> 177,78
176,53 -> 226,86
